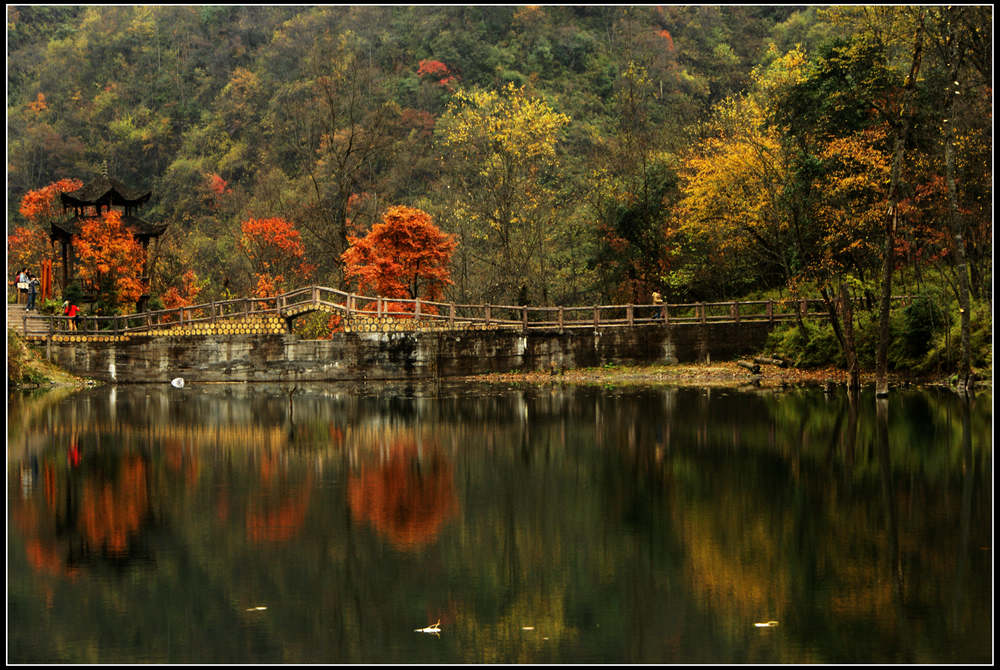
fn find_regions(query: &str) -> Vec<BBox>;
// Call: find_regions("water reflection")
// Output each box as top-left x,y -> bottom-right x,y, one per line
348,439 -> 457,551
7,383 -> 992,664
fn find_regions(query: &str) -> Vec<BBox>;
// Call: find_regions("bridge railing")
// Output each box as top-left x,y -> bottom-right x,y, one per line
21,287 -> 912,337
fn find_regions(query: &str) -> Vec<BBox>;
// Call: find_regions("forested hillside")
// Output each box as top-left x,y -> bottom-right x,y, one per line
6,6 -> 992,381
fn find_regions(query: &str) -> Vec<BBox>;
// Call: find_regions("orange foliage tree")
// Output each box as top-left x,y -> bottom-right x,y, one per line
73,210 -> 147,309
162,269 -> 202,310
11,178 -> 83,276
19,177 -> 83,223
341,205 -> 456,314
238,217 -> 315,297
7,226 -> 49,279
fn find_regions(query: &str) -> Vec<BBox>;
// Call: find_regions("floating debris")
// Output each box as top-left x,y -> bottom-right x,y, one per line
171,377 -> 185,389
521,626 -> 535,631
754,621 -> 779,628
245,606 -> 268,612
414,620 -> 441,635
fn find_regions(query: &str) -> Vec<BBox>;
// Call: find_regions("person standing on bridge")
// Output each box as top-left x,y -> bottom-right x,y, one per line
14,268 -> 29,304
26,272 -> 40,311
63,300 -> 81,331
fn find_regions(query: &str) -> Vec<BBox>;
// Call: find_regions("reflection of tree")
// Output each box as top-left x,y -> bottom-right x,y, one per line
245,454 -> 314,543
348,441 -> 457,550
79,456 -> 149,556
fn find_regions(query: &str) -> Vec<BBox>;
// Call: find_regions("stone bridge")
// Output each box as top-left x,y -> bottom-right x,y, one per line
9,285 -> 895,384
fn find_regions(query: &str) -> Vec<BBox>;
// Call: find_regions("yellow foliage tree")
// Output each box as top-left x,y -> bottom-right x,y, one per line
436,83 -> 570,304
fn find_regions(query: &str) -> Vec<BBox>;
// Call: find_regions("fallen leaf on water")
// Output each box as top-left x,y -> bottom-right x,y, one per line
754,621 -> 779,628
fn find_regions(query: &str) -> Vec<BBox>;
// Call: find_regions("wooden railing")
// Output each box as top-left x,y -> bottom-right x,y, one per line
16,285 -> 915,337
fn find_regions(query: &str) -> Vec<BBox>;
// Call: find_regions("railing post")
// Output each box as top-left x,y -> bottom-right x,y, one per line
449,303 -> 455,328
627,304 -> 634,327
699,303 -> 706,324
767,300 -> 773,323
312,286 -> 319,304
377,297 -> 383,318
347,294 -> 354,317
662,304 -> 669,325
415,297 -> 421,321
558,306 -> 564,333
485,305 -> 491,326
593,305 -> 599,330
522,306 -> 528,333
731,301 -> 739,323
800,299 -> 807,319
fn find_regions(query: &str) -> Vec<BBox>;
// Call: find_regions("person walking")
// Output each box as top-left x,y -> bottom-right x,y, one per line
26,273 -> 40,311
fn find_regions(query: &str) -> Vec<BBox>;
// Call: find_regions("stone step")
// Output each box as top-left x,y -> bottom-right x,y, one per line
7,303 -> 51,336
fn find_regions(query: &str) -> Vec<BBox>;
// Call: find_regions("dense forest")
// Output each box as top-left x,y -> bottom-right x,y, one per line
6,6 -> 992,384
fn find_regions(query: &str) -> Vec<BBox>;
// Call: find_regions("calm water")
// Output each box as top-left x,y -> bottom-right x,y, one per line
7,382 -> 993,664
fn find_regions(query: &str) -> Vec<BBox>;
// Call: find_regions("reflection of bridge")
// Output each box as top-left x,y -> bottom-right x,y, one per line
11,284 -> 898,341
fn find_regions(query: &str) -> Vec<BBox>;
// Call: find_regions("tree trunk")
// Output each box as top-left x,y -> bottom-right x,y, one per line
840,280 -> 861,392
877,22 -> 924,397
943,20 -> 973,393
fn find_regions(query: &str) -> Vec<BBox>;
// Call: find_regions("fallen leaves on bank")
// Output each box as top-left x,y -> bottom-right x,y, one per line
462,362 -> 917,390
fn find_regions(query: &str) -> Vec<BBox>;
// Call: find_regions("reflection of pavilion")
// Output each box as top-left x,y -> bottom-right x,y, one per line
52,171 -> 167,306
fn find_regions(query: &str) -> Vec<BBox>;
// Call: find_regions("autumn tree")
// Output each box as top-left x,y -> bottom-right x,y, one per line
341,205 -> 456,311
264,25 -> 401,274
590,61 -> 677,303
238,217 -> 316,297
674,51 -> 811,299
161,269 -> 203,310
435,83 -> 570,304
12,178 -> 83,276
72,210 -> 147,311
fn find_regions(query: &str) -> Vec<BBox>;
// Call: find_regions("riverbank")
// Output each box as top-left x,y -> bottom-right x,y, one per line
7,330 -> 95,391
460,361 -> 990,392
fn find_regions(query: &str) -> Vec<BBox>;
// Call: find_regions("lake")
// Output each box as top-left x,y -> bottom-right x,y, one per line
7,381 -> 992,663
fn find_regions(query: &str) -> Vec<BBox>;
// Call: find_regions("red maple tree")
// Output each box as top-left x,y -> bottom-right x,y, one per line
19,178 -> 83,223
73,210 -> 147,307
12,178 -> 84,276
238,217 -> 316,297
341,205 -> 456,312
161,269 -> 203,321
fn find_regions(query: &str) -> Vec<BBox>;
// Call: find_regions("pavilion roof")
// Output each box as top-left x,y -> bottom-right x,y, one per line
50,214 -> 168,243
59,175 -> 152,209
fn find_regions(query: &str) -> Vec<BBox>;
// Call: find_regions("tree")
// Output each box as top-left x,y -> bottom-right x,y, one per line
7,227 -> 50,281
19,177 -> 83,224
238,217 -> 315,297
589,61 -> 678,303
922,6 -> 990,393
674,51 -> 811,299
264,25 -> 401,276
435,83 -> 570,304
341,205 -> 456,310
72,210 -> 147,311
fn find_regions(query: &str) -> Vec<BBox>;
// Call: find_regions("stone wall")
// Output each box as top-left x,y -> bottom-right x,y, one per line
40,322 -> 775,383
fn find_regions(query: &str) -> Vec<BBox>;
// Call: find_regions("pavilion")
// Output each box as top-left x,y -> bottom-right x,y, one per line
51,172 -> 167,306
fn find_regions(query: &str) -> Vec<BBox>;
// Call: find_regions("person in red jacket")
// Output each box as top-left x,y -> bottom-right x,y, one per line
62,300 -> 81,331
